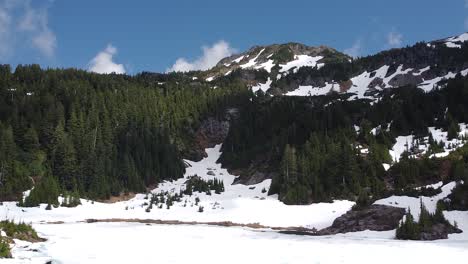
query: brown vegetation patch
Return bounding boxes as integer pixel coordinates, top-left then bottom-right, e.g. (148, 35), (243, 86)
(82, 218), (317, 233)
(339, 80), (352, 93)
(98, 192), (137, 203)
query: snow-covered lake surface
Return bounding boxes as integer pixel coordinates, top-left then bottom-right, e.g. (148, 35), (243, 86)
(1, 145), (468, 263)
(3, 222), (468, 264)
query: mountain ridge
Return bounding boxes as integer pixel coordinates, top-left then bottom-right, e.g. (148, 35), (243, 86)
(198, 32), (468, 100)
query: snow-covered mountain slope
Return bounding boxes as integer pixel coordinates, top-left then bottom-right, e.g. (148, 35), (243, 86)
(438, 32), (468, 49)
(202, 42), (349, 81)
(390, 123), (468, 162)
(198, 32), (468, 100)
(284, 65), (468, 100)
(0, 145), (353, 229)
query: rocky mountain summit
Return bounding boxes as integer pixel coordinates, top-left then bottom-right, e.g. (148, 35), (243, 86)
(199, 32), (468, 100)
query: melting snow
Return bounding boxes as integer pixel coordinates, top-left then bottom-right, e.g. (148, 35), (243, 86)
(285, 82), (337, 96)
(444, 33), (468, 48)
(390, 124), (468, 162)
(413, 66), (431, 76)
(251, 78), (273, 93)
(279, 55), (324, 73)
(419, 72), (457, 92)
(255, 59), (275, 73)
(240, 48), (265, 69)
(375, 182), (457, 221)
(232, 55), (245, 64)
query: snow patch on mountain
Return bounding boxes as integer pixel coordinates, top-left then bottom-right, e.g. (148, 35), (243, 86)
(251, 78), (272, 93)
(232, 55), (245, 64)
(255, 59), (275, 73)
(374, 181), (460, 221)
(389, 123), (468, 162)
(285, 82), (338, 96)
(444, 32), (468, 48)
(419, 69), (468, 92)
(413, 66), (431, 76)
(240, 48), (265, 69)
(279, 55), (324, 73)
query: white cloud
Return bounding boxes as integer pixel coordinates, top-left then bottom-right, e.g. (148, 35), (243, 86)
(167, 40), (236, 73)
(18, 2), (56, 57)
(32, 28), (56, 57)
(387, 31), (403, 47)
(0, 0), (56, 59)
(344, 39), (362, 58)
(89, 44), (126, 74)
(0, 6), (12, 58)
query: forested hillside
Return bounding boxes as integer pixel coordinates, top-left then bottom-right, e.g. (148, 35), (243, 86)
(221, 75), (468, 204)
(0, 65), (248, 202)
(1, 33), (468, 208)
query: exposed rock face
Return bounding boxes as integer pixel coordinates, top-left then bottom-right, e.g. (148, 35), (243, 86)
(387, 73), (423, 87)
(186, 117), (230, 161)
(185, 108), (239, 161)
(317, 205), (405, 235)
(201, 33), (468, 98)
(217, 43), (345, 71)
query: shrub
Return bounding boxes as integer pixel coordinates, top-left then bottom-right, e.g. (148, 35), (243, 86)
(0, 220), (42, 242)
(0, 237), (11, 258)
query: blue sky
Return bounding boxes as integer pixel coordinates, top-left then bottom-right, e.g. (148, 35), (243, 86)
(1, 0), (467, 74)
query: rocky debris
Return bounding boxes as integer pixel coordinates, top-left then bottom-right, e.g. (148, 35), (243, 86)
(206, 171), (215, 176)
(317, 205), (405, 235)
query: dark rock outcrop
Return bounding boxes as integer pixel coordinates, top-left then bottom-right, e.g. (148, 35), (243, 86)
(317, 205), (405, 235)
(232, 171), (276, 185)
(418, 223), (462, 240)
(185, 117), (230, 161)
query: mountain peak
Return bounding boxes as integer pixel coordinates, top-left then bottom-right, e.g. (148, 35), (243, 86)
(206, 42), (349, 80)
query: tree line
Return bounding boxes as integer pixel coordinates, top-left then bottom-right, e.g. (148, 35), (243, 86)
(0, 64), (249, 203)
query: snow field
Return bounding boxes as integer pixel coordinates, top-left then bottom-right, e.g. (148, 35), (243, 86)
(4, 222), (468, 264)
(1, 146), (468, 263)
(0, 145), (354, 229)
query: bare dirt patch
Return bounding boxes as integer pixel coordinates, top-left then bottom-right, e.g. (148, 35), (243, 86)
(98, 192), (137, 203)
(81, 218), (316, 233)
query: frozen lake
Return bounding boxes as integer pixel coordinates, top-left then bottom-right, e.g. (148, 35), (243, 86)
(6, 222), (468, 264)
(2, 145), (468, 263)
